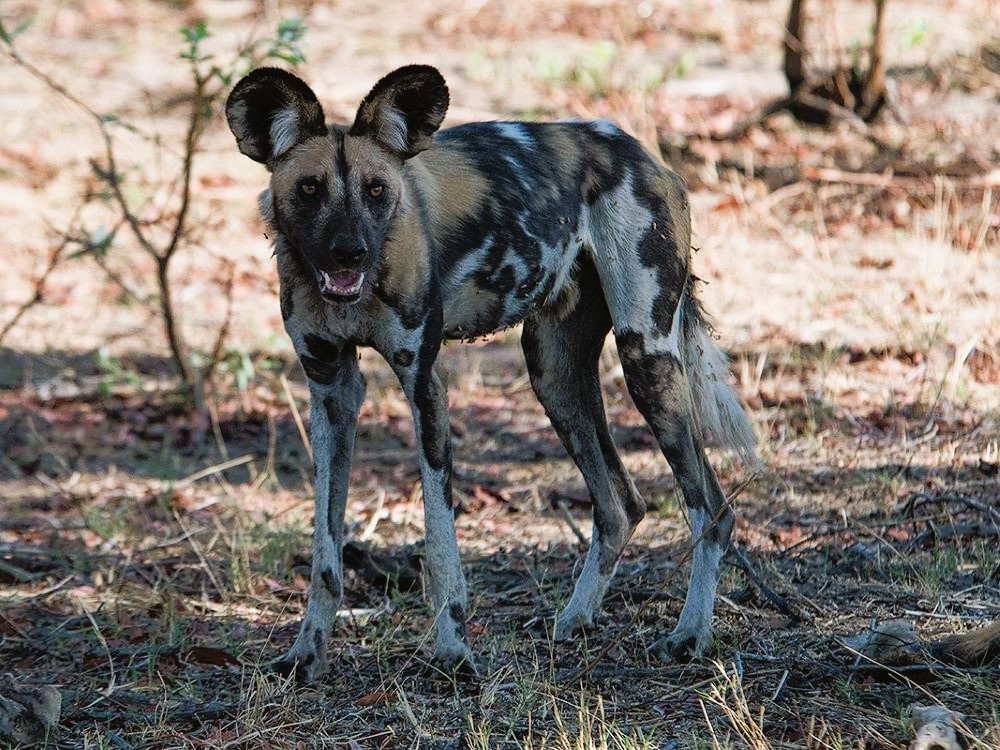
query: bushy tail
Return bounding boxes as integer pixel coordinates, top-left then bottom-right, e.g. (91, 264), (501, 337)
(929, 618), (1000, 666)
(682, 283), (760, 468)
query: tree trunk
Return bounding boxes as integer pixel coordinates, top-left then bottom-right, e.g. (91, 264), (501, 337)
(858, 0), (888, 121)
(783, 0), (888, 124)
(784, 0), (807, 92)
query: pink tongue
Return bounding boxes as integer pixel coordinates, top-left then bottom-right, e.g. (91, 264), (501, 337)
(331, 271), (361, 285)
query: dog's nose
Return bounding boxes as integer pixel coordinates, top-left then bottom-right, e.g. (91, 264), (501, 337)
(334, 241), (367, 266)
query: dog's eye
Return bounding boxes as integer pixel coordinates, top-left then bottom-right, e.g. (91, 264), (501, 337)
(368, 184), (384, 199)
(300, 181), (318, 196)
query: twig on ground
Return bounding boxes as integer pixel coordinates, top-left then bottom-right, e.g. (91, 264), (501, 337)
(726, 545), (805, 621)
(554, 500), (588, 547)
(802, 166), (1000, 189)
(176, 454), (255, 487)
(67, 699), (239, 728)
(900, 492), (1000, 527)
(80, 605), (116, 696)
(359, 488), (388, 542)
(792, 91), (872, 133)
(911, 523), (997, 547)
(171, 509), (225, 599)
(710, 89), (876, 143)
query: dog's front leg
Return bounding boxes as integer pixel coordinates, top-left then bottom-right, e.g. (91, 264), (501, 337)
(275, 344), (365, 683)
(391, 338), (475, 676)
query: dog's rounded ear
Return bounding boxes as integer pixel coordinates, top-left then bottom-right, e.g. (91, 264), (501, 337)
(349, 65), (449, 160)
(226, 68), (327, 166)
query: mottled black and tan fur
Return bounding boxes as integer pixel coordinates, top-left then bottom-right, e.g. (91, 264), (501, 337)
(226, 65), (758, 680)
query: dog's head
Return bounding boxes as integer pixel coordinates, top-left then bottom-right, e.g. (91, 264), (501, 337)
(226, 65), (449, 304)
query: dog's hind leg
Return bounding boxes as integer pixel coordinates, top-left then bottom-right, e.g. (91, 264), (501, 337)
(588, 163), (756, 661)
(522, 257), (646, 640)
(616, 321), (732, 660)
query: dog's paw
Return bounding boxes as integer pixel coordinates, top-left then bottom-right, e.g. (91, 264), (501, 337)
(650, 626), (710, 663)
(273, 643), (327, 684)
(553, 609), (594, 641)
(429, 643), (479, 681)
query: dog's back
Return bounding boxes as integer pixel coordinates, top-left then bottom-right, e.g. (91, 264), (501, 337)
(409, 120), (691, 342)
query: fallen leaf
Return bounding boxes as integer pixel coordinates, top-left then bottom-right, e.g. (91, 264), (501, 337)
(354, 690), (396, 707)
(856, 256), (893, 270)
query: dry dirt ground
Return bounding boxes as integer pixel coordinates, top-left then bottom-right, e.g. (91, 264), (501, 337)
(1, 1), (999, 748)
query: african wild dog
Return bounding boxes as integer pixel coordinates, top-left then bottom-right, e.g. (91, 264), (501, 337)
(226, 65), (758, 680)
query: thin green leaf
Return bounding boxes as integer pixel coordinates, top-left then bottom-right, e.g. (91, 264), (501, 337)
(180, 20), (210, 44)
(0, 15), (35, 45)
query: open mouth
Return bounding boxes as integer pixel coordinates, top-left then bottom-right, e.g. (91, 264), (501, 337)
(318, 270), (365, 301)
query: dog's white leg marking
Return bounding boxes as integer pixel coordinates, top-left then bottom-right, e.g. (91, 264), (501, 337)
(554, 528), (617, 639)
(276, 341), (364, 682)
(419, 453), (473, 669)
(387, 320), (475, 674)
(653, 507), (724, 658)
